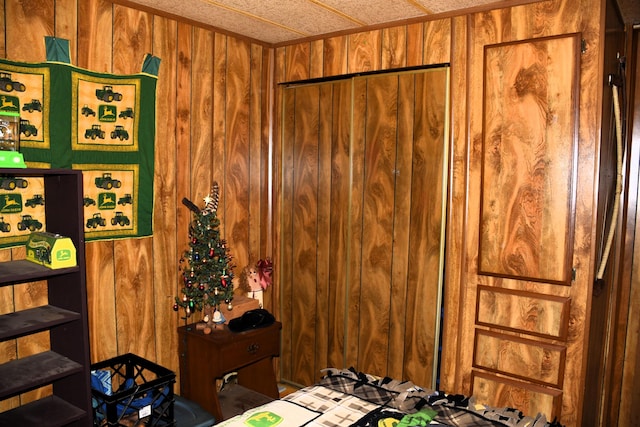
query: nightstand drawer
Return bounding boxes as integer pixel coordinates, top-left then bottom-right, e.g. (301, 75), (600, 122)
(219, 328), (280, 372)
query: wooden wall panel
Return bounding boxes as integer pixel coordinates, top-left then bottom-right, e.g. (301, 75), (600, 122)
(310, 40), (324, 79)
(1, 0), (272, 394)
(5, 0), (51, 61)
(77, 0), (113, 73)
(440, 15), (468, 394)
(279, 85), (295, 381)
(79, 0), (118, 366)
(55, 0), (77, 60)
(151, 15), (179, 377)
(348, 30), (382, 73)
(285, 43), (311, 82)
(250, 42), (265, 262)
(476, 286), (570, 339)
(173, 21), (194, 388)
(473, 330), (566, 387)
(212, 34), (227, 214)
(423, 19), (452, 65)
(86, 242), (117, 363)
(471, 370), (562, 420)
(406, 23), (424, 67)
(290, 84), (320, 385)
(112, 5), (156, 359)
(226, 36), (252, 271)
(191, 28), (214, 204)
(324, 36), (348, 77)
(382, 26), (407, 69)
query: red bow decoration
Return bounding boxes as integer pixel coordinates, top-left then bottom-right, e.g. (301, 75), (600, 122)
(256, 258), (273, 290)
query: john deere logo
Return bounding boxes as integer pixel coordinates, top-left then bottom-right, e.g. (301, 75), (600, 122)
(0, 193), (22, 213)
(0, 95), (20, 114)
(244, 411), (283, 427)
(98, 192), (116, 209)
(99, 105), (117, 122)
(56, 249), (72, 261)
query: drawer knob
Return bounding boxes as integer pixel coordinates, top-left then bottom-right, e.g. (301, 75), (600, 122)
(247, 343), (260, 354)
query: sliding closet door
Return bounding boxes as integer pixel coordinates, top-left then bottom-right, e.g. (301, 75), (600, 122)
(280, 67), (449, 388)
(280, 79), (353, 386)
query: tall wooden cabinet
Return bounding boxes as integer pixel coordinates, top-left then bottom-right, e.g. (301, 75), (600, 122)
(0, 168), (91, 426)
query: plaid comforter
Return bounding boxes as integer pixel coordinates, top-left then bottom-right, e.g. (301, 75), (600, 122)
(216, 368), (564, 427)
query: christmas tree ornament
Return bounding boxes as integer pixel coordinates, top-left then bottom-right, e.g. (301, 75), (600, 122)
(203, 182), (220, 215)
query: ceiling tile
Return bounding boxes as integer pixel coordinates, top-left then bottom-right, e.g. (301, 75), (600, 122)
(119, 0), (640, 45)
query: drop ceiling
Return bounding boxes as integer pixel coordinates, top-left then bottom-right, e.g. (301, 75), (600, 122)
(120, 0), (640, 45)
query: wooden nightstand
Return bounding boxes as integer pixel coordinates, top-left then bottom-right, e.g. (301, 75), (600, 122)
(178, 321), (281, 422)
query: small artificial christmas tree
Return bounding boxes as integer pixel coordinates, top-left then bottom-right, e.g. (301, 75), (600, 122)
(173, 182), (235, 322)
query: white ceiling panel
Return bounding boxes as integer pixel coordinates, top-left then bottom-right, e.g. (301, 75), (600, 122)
(120, 0), (640, 45)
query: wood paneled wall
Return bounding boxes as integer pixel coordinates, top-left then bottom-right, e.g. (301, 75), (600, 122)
(0, 0), (624, 425)
(272, 1), (604, 426)
(0, 0), (273, 409)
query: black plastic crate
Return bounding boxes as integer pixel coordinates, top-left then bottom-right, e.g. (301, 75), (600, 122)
(91, 353), (176, 427)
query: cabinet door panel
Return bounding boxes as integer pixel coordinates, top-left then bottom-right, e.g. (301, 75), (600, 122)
(478, 36), (579, 284)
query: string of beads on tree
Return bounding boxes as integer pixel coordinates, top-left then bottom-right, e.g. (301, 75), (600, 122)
(173, 182), (235, 323)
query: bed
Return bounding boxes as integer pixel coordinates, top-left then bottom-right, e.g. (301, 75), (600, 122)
(215, 367), (563, 427)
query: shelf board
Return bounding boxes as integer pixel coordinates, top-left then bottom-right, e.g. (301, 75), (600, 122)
(0, 305), (80, 341)
(0, 395), (86, 426)
(0, 351), (83, 400)
(0, 260), (78, 286)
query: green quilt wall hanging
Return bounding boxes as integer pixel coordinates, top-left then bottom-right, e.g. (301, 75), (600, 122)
(0, 38), (159, 248)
